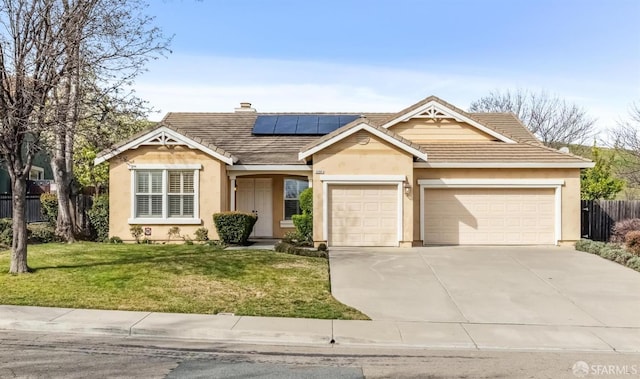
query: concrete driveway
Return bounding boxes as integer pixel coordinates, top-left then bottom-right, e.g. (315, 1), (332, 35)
(329, 246), (640, 327)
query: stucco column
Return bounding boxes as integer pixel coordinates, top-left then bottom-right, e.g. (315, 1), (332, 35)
(230, 175), (236, 211)
(307, 175), (313, 188)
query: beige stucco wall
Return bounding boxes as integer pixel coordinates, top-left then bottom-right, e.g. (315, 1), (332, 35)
(311, 130), (414, 246)
(413, 168), (582, 243)
(389, 119), (496, 144)
(108, 145), (226, 242)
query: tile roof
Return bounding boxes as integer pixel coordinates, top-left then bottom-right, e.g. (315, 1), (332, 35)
(160, 113), (393, 164)
(420, 142), (592, 163)
(96, 96), (591, 166)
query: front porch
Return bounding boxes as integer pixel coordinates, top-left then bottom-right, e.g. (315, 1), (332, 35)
(227, 165), (312, 239)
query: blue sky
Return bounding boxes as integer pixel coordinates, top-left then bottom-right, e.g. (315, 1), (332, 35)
(137, 0), (640, 130)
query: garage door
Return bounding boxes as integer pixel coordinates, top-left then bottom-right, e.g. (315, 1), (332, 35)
(329, 185), (398, 246)
(424, 188), (555, 245)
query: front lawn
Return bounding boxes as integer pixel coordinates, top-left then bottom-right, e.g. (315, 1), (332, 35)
(0, 243), (367, 319)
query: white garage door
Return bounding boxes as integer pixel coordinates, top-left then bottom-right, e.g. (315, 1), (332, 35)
(329, 185), (398, 246)
(424, 188), (555, 245)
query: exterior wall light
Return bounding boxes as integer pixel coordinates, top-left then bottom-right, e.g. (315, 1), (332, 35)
(403, 181), (411, 194)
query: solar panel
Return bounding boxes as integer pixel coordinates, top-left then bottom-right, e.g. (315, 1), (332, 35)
(252, 115), (278, 135)
(252, 114), (360, 135)
(339, 115), (359, 125)
(296, 115), (319, 134)
(318, 115), (340, 134)
(273, 116), (298, 134)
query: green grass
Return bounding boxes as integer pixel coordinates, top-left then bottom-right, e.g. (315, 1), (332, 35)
(0, 243), (368, 320)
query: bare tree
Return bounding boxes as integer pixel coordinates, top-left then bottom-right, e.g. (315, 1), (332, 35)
(469, 89), (597, 148)
(46, 1), (169, 242)
(611, 102), (640, 185)
(0, 0), (169, 273)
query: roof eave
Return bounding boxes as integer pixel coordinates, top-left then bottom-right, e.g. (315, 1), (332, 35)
(93, 126), (236, 166)
(414, 162), (595, 169)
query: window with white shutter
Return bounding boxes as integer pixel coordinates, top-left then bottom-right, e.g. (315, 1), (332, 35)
(130, 165), (200, 224)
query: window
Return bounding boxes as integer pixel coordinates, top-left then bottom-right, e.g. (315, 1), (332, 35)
(168, 171), (194, 218)
(135, 171), (163, 218)
(131, 166), (200, 224)
(29, 166), (44, 180)
(284, 179), (309, 220)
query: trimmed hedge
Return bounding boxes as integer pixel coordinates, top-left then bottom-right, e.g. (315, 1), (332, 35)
(274, 241), (328, 258)
(575, 239), (640, 272)
(213, 211), (257, 245)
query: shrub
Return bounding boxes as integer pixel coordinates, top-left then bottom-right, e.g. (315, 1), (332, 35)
(291, 214), (312, 245)
(194, 227), (209, 242)
(599, 246), (620, 260)
(167, 226), (181, 241)
(575, 239), (606, 255)
(109, 236), (123, 244)
(87, 194), (109, 242)
(291, 187), (313, 245)
(274, 241), (327, 258)
(614, 251), (635, 265)
(611, 218), (640, 243)
(40, 193), (58, 225)
(0, 218), (12, 246)
(575, 238), (640, 273)
(317, 243), (327, 252)
(574, 239), (592, 252)
(299, 187), (313, 214)
(27, 223), (57, 243)
(205, 239), (225, 248)
(130, 225), (143, 243)
(282, 231), (308, 247)
(213, 211), (257, 245)
(625, 231), (640, 256)
(627, 256), (640, 271)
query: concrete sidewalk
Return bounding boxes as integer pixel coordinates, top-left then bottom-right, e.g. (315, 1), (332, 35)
(0, 305), (639, 353)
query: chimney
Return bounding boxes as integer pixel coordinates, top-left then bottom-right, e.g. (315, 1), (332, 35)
(235, 102), (256, 113)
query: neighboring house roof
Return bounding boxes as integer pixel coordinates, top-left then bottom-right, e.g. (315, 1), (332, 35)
(94, 95), (593, 168)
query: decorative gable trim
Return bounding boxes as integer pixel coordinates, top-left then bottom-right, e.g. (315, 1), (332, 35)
(94, 126), (236, 165)
(298, 121), (428, 161)
(380, 100), (516, 144)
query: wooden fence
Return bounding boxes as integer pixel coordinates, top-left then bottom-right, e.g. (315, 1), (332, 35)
(581, 200), (640, 242)
(0, 194), (92, 227)
(0, 194), (47, 222)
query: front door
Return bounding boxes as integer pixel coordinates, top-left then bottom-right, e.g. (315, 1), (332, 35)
(236, 178), (273, 237)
